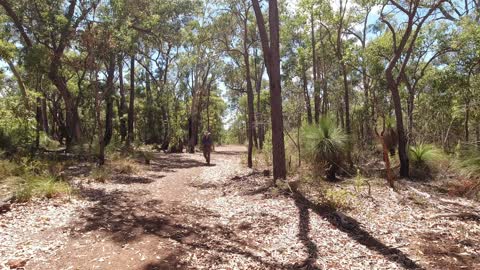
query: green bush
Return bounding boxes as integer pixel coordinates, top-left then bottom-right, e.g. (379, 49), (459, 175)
(1, 158), (72, 202)
(323, 188), (353, 210)
(12, 175), (71, 202)
(301, 117), (348, 181)
(455, 146), (480, 178)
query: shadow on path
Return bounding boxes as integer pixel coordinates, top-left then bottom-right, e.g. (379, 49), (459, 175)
(293, 192), (423, 270)
(294, 198), (321, 270)
(150, 154), (211, 172)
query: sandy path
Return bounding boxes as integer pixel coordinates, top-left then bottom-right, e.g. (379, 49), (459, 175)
(27, 145), (247, 270)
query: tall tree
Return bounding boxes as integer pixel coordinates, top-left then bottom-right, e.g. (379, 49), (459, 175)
(380, 0), (447, 177)
(252, 0), (287, 180)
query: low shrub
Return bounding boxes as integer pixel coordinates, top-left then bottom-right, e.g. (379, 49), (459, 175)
(323, 188), (353, 210)
(1, 158), (72, 202)
(10, 175), (72, 202)
(90, 166), (112, 183)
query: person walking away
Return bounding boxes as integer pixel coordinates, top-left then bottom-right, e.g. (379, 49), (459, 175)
(202, 131), (213, 165)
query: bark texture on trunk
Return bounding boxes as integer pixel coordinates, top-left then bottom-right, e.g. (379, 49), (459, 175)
(118, 56), (127, 142)
(252, 0), (287, 180)
(127, 55), (135, 146)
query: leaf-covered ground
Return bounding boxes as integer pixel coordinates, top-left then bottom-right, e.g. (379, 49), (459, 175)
(1, 145), (479, 269)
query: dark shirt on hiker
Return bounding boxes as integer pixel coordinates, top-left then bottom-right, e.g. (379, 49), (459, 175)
(202, 135), (212, 147)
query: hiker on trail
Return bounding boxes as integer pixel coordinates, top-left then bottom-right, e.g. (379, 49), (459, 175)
(202, 131), (213, 165)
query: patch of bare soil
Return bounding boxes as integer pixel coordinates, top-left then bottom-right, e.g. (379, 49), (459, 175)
(2, 145), (479, 270)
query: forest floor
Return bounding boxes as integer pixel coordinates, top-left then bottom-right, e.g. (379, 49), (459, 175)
(1, 145), (480, 270)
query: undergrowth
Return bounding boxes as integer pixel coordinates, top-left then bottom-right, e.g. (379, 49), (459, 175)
(1, 158), (73, 202)
(89, 158), (139, 182)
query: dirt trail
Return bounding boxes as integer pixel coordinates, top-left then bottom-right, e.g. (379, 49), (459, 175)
(28, 145), (248, 270)
(7, 145), (479, 270)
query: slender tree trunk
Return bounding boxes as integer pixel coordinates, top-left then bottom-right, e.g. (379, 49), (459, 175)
(243, 13), (255, 169)
(407, 88), (415, 143)
(35, 97), (41, 149)
(144, 52), (156, 143)
(254, 53), (265, 149)
(7, 60), (29, 109)
(118, 56), (127, 142)
(341, 63), (350, 134)
(127, 54), (135, 146)
(41, 97), (49, 133)
(465, 100), (470, 142)
(103, 55), (115, 148)
(311, 12), (320, 124)
(302, 60), (313, 125)
(387, 78), (409, 177)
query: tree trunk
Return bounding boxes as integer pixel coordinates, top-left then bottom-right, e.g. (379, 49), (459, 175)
(407, 88), (415, 143)
(127, 54), (135, 146)
(243, 13), (255, 169)
(118, 56), (127, 142)
(302, 60), (313, 125)
(41, 97), (49, 134)
(254, 53), (265, 149)
(35, 97), (42, 149)
(144, 53), (156, 144)
(465, 100), (470, 142)
(311, 11), (320, 124)
(252, 0), (287, 180)
(48, 55), (82, 150)
(341, 63), (350, 134)
(103, 55), (115, 148)
(388, 78), (409, 178)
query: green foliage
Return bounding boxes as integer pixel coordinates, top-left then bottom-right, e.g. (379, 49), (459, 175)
(455, 146), (480, 179)
(1, 158), (72, 202)
(11, 175), (71, 202)
(323, 188), (353, 210)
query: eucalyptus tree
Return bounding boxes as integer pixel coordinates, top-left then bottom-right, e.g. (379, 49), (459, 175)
(216, 0), (258, 168)
(252, 0), (287, 180)
(380, 0), (450, 177)
(0, 0), (100, 150)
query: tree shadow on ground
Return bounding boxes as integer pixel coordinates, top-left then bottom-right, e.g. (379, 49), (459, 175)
(74, 185), (289, 269)
(109, 175), (162, 185)
(215, 150), (246, 156)
(294, 198), (321, 270)
(293, 192), (424, 270)
(417, 230), (480, 270)
(150, 154), (211, 172)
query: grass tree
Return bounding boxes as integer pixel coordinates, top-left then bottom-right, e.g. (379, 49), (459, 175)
(302, 117), (348, 181)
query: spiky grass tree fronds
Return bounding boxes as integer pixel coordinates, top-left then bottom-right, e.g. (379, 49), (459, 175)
(409, 144), (449, 179)
(302, 117), (348, 181)
(409, 144), (446, 166)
